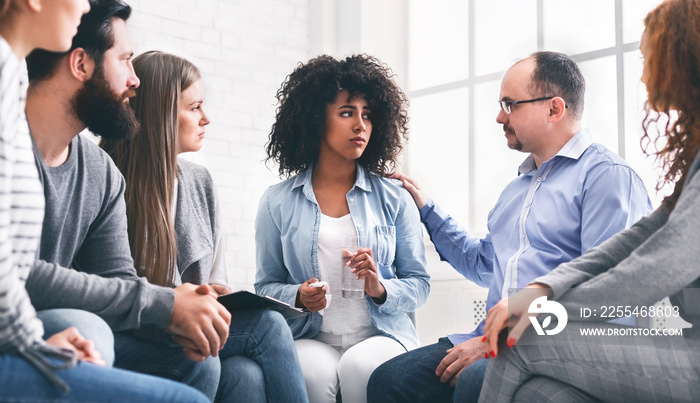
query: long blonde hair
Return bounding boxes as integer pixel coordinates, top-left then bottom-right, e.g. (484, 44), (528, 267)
(100, 51), (201, 287)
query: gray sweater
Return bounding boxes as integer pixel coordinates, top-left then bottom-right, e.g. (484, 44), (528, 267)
(537, 147), (700, 332)
(26, 134), (173, 331)
(174, 159), (218, 285)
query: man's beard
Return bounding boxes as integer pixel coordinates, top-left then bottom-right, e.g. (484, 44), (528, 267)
(72, 69), (139, 141)
(504, 124), (523, 151)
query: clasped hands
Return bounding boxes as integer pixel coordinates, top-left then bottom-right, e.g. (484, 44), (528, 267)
(48, 283), (232, 365)
(167, 283), (232, 362)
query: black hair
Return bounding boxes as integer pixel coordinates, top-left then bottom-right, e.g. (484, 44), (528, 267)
(529, 51), (585, 120)
(265, 54), (409, 177)
(26, 0), (131, 82)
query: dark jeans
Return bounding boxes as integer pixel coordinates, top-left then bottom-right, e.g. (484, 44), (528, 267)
(368, 337), (487, 403)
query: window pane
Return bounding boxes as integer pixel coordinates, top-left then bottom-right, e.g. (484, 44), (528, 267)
(578, 56), (618, 153)
(543, 0), (615, 54)
(622, 0), (665, 44)
(407, 89), (470, 226)
(408, 0), (469, 91)
(475, 0), (537, 76)
(473, 80), (522, 236)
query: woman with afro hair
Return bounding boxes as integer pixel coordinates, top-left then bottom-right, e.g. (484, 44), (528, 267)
(255, 54), (430, 403)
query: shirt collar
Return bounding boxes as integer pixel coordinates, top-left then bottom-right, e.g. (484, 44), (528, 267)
(292, 163), (373, 193)
(518, 128), (592, 175)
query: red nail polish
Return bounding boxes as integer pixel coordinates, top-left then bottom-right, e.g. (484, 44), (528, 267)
(490, 351), (496, 358)
(484, 352), (488, 359)
(481, 336), (486, 342)
(507, 338), (516, 347)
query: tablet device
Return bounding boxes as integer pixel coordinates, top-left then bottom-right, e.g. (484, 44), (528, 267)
(217, 290), (308, 320)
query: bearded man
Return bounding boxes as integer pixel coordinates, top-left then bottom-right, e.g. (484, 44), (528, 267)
(21, 1), (303, 401)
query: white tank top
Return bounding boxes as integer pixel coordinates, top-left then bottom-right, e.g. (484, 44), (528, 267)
(317, 213), (375, 336)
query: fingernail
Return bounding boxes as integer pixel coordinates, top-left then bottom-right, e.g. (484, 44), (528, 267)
(481, 336), (486, 342)
(507, 338), (516, 347)
(490, 351), (496, 358)
(484, 352), (489, 359)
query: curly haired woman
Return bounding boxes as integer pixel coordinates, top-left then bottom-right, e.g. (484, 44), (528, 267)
(255, 54), (430, 403)
(480, 0), (700, 401)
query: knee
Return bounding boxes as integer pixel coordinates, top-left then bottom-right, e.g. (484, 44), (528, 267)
(257, 310), (288, 333)
(367, 355), (406, 391)
(219, 356), (265, 402)
(184, 356), (221, 401)
(193, 354), (221, 380)
(37, 309), (113, 342)
(367, 361), (391, 395)
(222, 356), (264, 386)
(37, 309), (115, 367)
(338, 351), (375, 382)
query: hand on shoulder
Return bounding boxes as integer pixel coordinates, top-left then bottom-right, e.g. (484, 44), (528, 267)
(388, 173), (428, 209)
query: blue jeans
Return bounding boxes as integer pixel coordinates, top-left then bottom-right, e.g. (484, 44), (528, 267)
(0, 354), (208, 402)
(37, 309), (115, 367)
(115, 309), (307, 403)
(218, 309), (308, 403)
(368, 337), (487, 403)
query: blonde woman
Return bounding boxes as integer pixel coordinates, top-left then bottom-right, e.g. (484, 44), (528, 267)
(101, 50), (307, 403)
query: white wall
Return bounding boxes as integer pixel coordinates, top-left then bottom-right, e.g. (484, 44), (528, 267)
(125, 0), (310, 290)
(120, 0), (479, 345)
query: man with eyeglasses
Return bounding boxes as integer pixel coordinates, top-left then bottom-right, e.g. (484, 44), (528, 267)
(368, 51), (652, 402)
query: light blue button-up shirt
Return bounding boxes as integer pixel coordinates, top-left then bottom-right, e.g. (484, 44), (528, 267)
(254, 164), (430, 350)
(419, 129), (653, 345)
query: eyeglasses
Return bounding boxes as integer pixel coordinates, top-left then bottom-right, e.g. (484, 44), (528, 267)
(498, 96), (567, 114)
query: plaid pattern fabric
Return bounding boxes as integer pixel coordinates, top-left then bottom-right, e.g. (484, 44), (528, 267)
(479, 325), (700, 402)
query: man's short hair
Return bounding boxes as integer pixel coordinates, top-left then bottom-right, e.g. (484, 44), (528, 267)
(528, 51), (585, 120)
(26, 0), (131, 82)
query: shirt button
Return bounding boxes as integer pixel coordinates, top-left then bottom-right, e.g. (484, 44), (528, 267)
(536, 177), (542, 182)
(521, 233), (526, 239)
(349, 197), (355, 203)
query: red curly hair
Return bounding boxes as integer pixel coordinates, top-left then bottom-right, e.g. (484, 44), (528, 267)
(641, 0), (700, 205)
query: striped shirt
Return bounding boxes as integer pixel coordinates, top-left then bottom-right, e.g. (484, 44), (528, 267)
(0, 36), (46, 352)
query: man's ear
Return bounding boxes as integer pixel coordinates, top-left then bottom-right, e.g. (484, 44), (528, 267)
(68, 48), (95, 83)
(548, 96), (567, 122)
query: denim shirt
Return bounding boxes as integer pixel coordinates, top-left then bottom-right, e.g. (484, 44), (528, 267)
(254, 164), (430, 350)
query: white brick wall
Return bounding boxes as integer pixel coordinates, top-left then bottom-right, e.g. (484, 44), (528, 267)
(126, 0), (310, 290)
